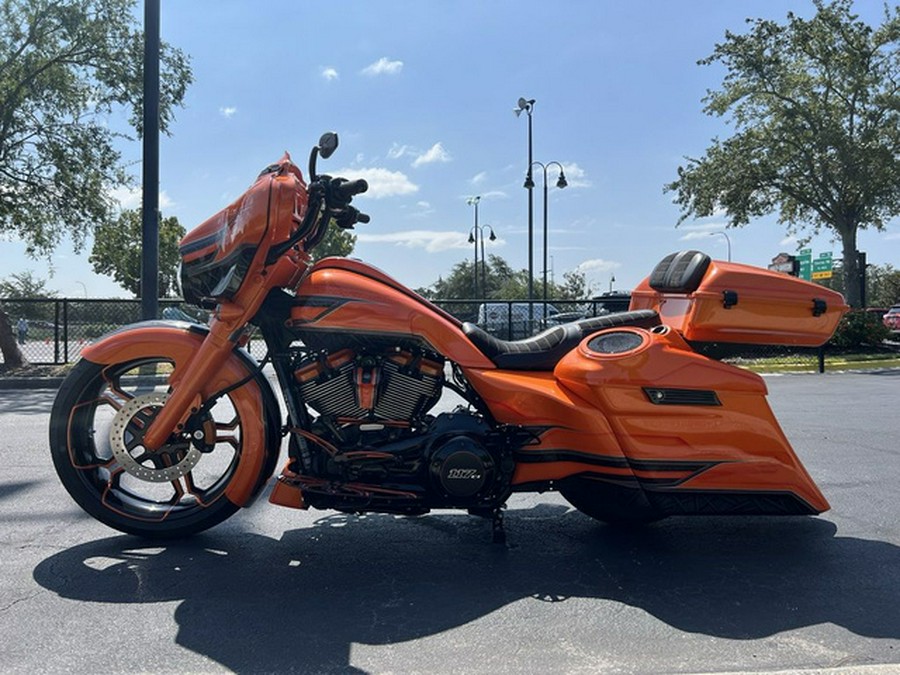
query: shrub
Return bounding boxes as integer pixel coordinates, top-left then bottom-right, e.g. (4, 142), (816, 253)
(828, 310), (891, 349)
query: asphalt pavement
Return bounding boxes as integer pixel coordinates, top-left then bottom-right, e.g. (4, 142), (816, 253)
(1, 370), (899, 674)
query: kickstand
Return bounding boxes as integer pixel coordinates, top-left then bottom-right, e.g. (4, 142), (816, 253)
(490, 506), (506, 544)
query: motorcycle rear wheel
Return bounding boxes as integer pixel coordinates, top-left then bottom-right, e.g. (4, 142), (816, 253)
(50, 356), (264, 538)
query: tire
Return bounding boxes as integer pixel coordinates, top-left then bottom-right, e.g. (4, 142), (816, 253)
(49, 355), (274, 538)
(559, 476), (663, 526)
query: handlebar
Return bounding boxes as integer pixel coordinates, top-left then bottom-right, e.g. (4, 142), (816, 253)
(266, 138), (370, 264)
(331, 178), (368, 202)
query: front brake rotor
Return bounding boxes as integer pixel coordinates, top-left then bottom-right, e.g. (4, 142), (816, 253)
(109, 392), (203, 483)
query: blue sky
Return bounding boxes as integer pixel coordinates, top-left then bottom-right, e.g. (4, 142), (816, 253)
(4, 0), (899, 298)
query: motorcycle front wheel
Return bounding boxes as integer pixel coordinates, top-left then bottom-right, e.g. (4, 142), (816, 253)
(50, 356), (268, 538)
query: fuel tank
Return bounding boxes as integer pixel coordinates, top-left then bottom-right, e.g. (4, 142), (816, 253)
(290, 257), (494, 368)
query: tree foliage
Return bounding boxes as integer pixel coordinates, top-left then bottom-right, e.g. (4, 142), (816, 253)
(417, 254), (589, 301)
(310, 222), (356, 262)
(666, 0), (900, 307)
(817, 261), (900, 308)
(0, 0), (192, 257)
(89, 208), (185, 297)
(0, 270), (56, 298)
(0, 0), (191, 365)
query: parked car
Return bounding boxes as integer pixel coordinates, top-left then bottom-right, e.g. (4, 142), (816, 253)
(884, 305), (900, 332)
(477, 302), (559, 339)
(588, 291), (632, 315)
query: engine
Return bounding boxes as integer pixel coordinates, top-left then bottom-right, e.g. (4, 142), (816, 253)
(293, 347), (445, 425)
(427, 434), (497, 503)
(289, 344), (512, 511)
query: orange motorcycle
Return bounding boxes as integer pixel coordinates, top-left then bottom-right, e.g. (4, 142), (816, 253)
(49, 133), (848, 541)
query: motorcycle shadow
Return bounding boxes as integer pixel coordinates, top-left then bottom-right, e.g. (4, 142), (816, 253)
(33, 503), (900, 673)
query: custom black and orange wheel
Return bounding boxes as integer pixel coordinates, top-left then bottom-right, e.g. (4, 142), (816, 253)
(49, 354), (278, 538)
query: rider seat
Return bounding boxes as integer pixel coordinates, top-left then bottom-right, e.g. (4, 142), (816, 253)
(462, 310), (660, 371)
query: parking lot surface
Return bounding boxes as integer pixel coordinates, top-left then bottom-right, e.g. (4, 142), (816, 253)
(1, 370), (899, 673)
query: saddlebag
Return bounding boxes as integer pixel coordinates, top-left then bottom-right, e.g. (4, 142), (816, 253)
(630, 250), (848, 346)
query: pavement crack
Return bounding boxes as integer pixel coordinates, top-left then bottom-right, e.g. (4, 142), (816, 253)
(0, 590), (44, 614)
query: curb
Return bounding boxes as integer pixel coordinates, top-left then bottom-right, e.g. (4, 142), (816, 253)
(0, 378), (64, 390)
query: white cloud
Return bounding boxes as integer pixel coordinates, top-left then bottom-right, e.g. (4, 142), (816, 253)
(357, 229), (504, 253)
(362, 57), (403, 76)
(335, 167), (418, 199)
(471, 171), (488, 185)
(412, 142), (451, 168)
(321, 67), (339, 81)
(576, 258), (622, 274)
(885, 231), (900, 241)
(679, 231), (716, 242)
(676, 222), (728, 240)
(110, 186), (174, 210)
(388, 143), (411, 159)
(560, 162), (590, 188)
(219, 106), (237, 118)
(780, 234), (798, 246)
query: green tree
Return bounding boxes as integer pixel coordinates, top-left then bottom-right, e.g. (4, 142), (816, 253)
(666, 1), (900, 308)
(417, 254), (588, 301)
(0, 271), (57, 368)
(558, 269), (589, 300)
(0, 270), (57, 298)
(310, 221), (356, 262)
(89, 208), (185, 297)
(818, 261), (900, 308)
(0, 0), (192, 366)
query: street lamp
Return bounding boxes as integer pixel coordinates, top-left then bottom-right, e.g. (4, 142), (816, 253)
(468, 223), (497, 298)
(708, 231), (732, 261)
(527, 161), (567, 304)
(514, 97), (535, 302)
(466, 196), (481, 297)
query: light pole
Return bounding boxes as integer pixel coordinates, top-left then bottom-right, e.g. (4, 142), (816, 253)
(469, 223), (497, 298)
(526, 161), (567, 304)
(708, 231), (732, 261)
(141, 0), (160, 320)
(466, 196), (481, 297)
(515, 97), (535, 302)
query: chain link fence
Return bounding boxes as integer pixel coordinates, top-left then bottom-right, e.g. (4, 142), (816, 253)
(3, 297), (893, 373)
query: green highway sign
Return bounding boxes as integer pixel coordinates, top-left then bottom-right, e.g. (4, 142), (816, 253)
(811, 251), (833, 280)
(797, 248), (812, 280)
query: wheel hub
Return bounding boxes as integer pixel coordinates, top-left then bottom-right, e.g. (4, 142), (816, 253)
(109, 392), (203, 483)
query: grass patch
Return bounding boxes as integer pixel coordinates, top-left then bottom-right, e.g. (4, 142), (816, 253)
(727, 351), (900, 373)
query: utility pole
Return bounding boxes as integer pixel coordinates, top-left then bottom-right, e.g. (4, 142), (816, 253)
(141, 0), (160, 320)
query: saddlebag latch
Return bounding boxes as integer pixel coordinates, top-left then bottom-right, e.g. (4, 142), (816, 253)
(722, 290), (739, 309)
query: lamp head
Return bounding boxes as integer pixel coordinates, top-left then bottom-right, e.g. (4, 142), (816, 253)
(468, 232), (475, 244)
(489, 229), (497, 242)
(556, 172), (568, 189)
(515, 97), (535, 116)
(523, 173), (535, 189)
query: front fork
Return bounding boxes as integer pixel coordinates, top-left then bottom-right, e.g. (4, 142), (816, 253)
(142, 316), (243, 451)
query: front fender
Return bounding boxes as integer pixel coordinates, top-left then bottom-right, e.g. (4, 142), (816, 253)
(80, 320), (282, 506)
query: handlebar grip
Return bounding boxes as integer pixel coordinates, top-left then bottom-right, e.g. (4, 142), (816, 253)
(332, 178), (368, 201)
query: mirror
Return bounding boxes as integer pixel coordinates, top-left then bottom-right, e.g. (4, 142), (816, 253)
(318, 132), (339, 159)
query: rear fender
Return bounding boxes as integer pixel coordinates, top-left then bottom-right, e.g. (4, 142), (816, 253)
(80, 320), (282, 506)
